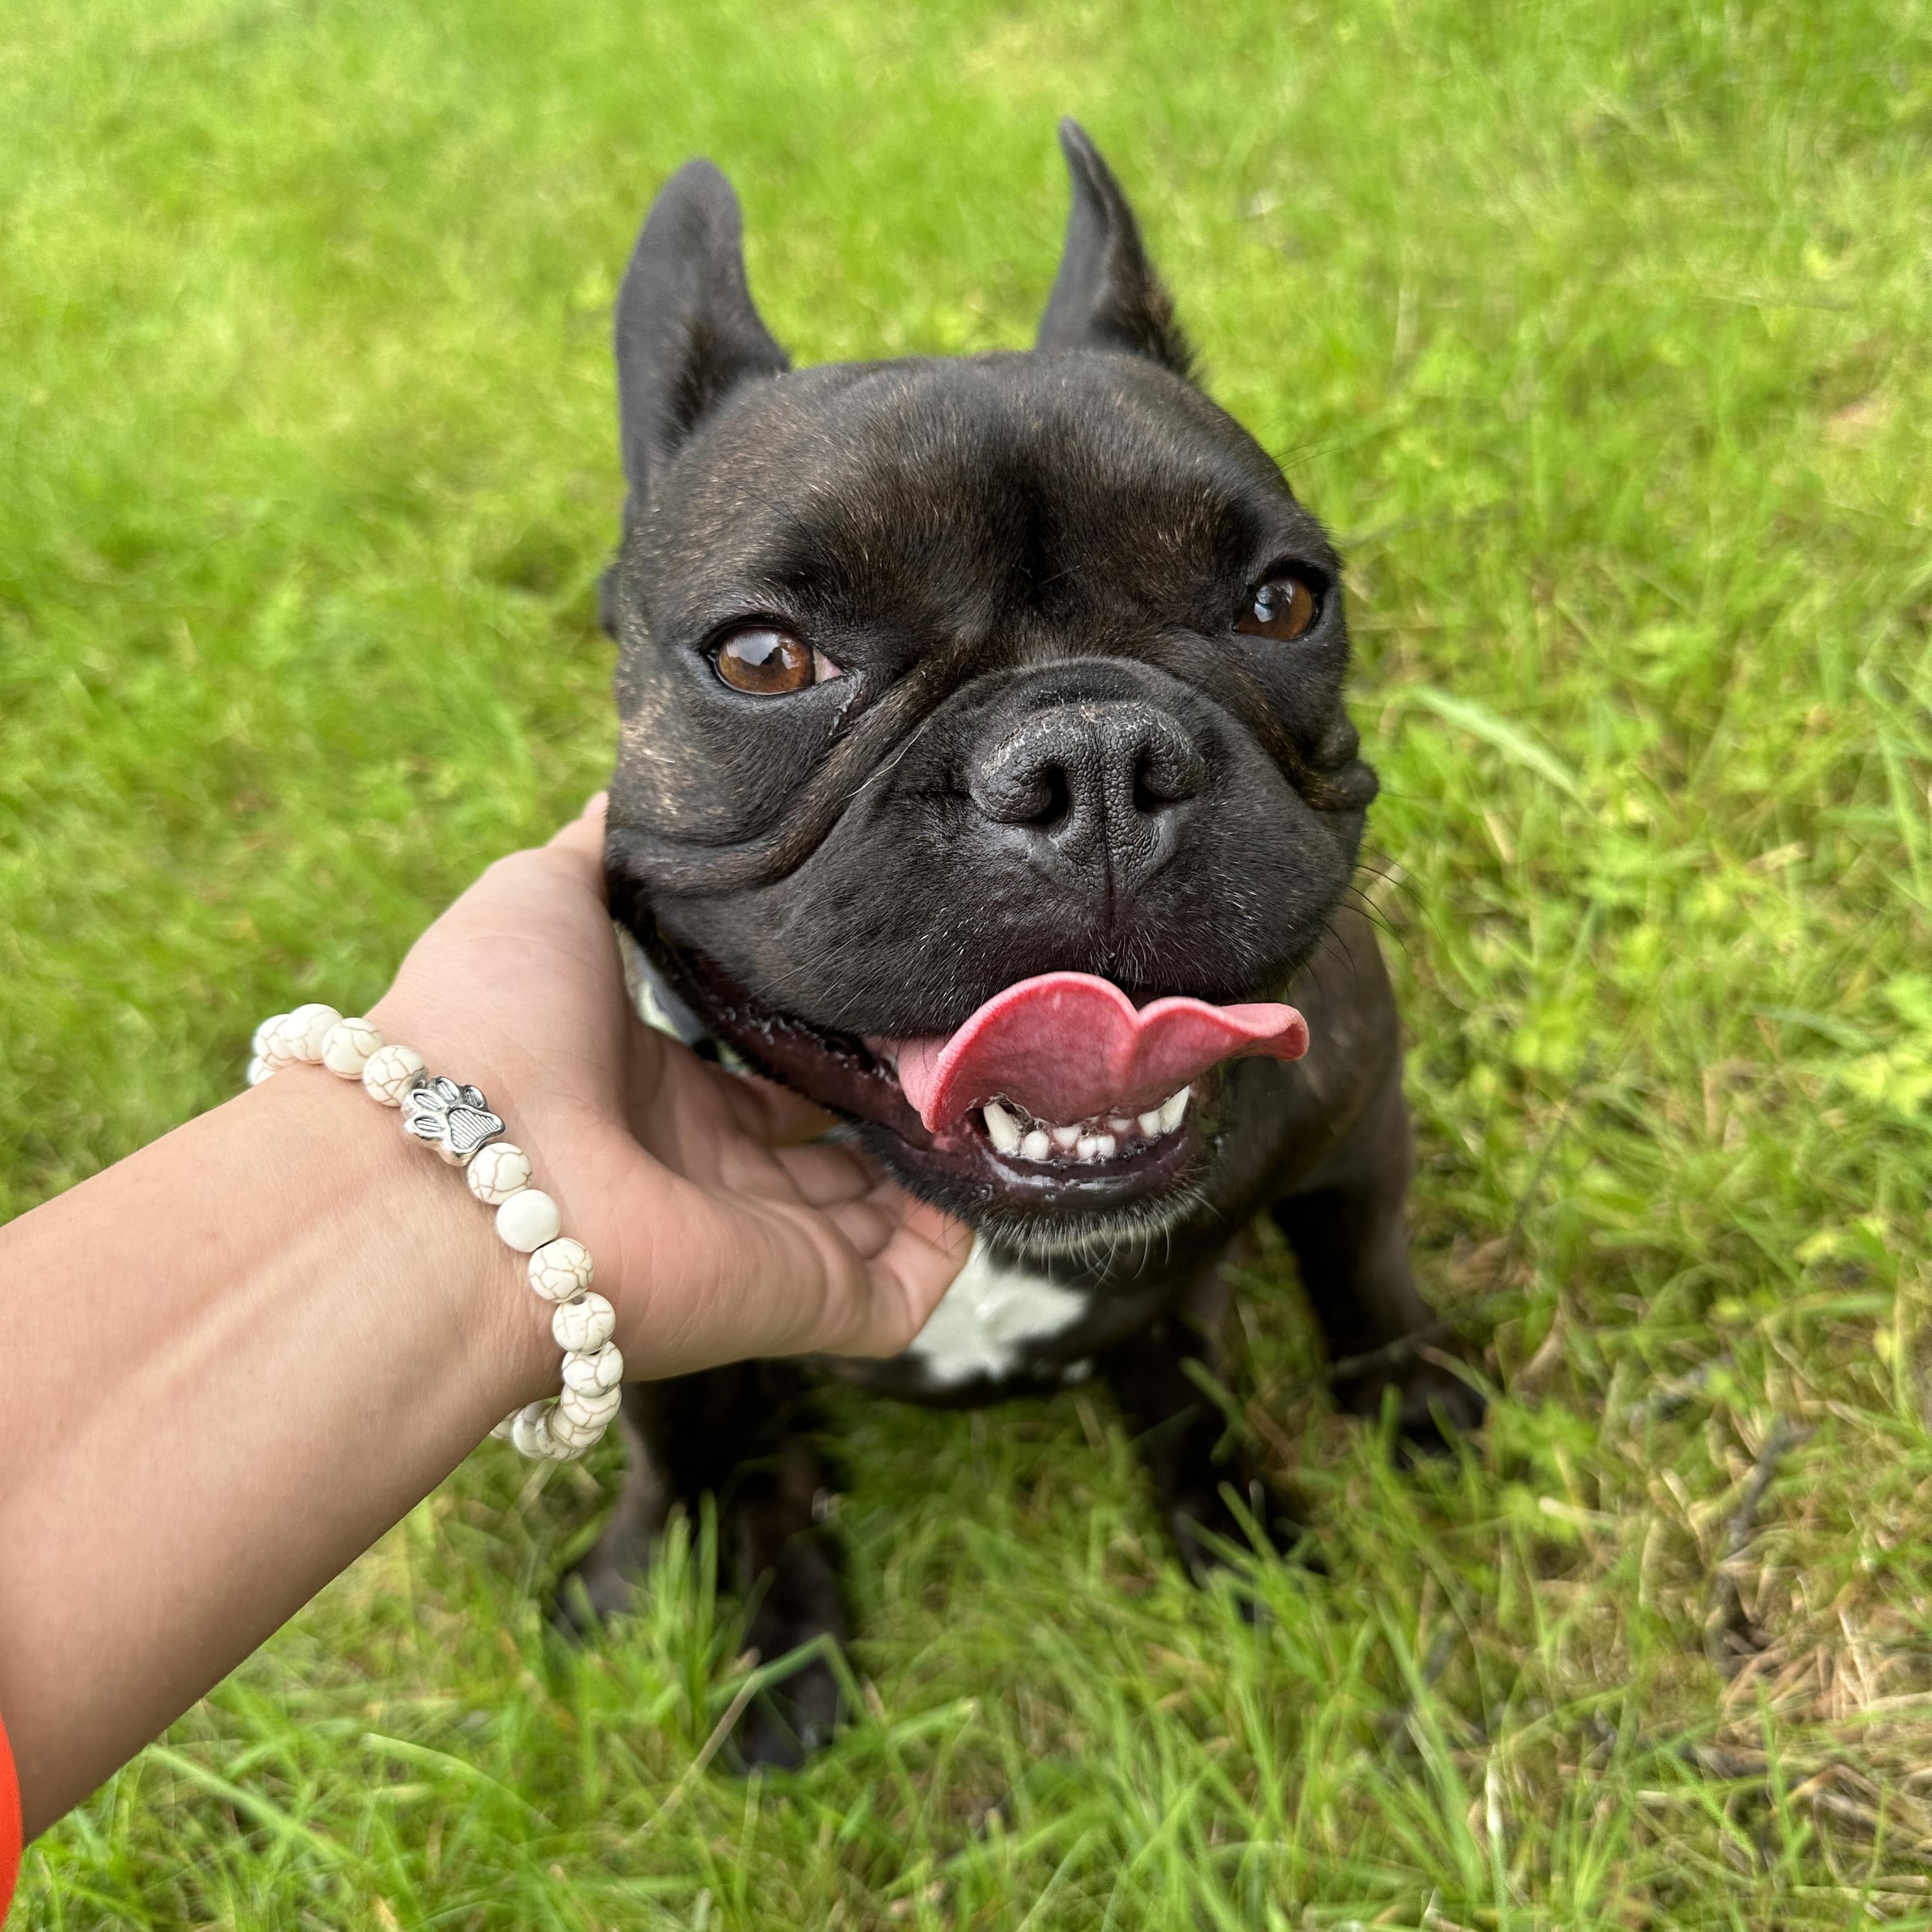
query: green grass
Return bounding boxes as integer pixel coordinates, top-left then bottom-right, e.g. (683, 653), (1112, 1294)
(5, 0), (1932, 1922)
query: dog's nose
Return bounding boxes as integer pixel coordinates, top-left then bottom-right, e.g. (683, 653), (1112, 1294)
(969, 700), (1206, 894)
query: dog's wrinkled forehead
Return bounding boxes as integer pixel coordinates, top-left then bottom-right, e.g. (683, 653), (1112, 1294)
(621, 351), (1331, 654)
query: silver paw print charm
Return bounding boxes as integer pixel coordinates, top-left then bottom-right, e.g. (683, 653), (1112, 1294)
(401, 1074), (505, 1167)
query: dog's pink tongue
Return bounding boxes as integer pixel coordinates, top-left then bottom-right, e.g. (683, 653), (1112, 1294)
(881, 972), (1309, 1133)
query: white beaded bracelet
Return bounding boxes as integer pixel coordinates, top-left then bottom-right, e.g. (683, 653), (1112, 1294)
(247, 1002), (621, 1462)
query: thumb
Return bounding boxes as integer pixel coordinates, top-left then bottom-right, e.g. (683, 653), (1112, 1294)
(547, 791), (609, 861)
(539, 791), (610, 891)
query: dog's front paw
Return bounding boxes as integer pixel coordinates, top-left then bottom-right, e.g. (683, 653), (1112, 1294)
(1166, 1465), (1319, 1590)
(551, 1519), (657, 1637)
(737, 1653), (844, 1771)
(1337, 1355), (1485, 1455)
(735, 1574), (848, 1770)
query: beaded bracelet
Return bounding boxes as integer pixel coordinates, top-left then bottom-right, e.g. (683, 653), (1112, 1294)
(245, 1002), (622, 1462)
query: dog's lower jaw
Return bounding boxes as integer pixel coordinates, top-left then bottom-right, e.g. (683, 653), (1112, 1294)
(843, 1094), (1223, 1241)
(854, 1112), (1225, 1267)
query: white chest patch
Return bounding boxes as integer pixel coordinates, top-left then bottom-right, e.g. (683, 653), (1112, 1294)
(902, 1237), (1090, 1388)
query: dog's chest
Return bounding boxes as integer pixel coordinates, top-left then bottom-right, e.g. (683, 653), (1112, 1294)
(901, 1238), (1091, 1388)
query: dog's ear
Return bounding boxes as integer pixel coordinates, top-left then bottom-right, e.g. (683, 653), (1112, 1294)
(615, 159), (790, 516)
(1035, 119), (1195, 380)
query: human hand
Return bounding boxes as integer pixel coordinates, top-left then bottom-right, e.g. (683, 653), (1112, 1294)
(369, 796), (970, 1389)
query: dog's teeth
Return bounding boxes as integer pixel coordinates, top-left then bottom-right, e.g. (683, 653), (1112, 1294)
(1158, 1087), (1190, 1132)
(1019, 1128), (1052, 1162)
(1094, 1133), (1117, 1160)
(1076, 1134), (1102, 1162)
(1137, 1108), (1164, 1138)
(1107, 1116), (1134, 1137)
(1050, 1124), (1081, 1151)
(982, 1100), (1022, 1154)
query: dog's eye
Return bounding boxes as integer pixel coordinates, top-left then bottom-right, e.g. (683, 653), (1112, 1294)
(713, 627), (839, 696)
(1238, 574), (1321, 643)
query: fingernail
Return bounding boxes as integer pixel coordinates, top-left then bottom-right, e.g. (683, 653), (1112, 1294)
(582, 790), (609, 818)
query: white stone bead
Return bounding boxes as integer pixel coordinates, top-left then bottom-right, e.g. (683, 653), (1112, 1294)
(489, 1411), (519, 1441)
(284, 1003), (342, 1062)
(528, 1236), (593, 1302)
(467, 1141), (532, 1206)
(557, 1386), (622, 1433)
(558, 1372), (622, 1413)
(562, 1342), (624, 1395)
(495, 1188), (560, 1254)
(510, 1402), (554, 1459)
(362, 1043), (427, 1107)
(321, 1016), (384, 1078)
(548, 1406), (608, 1451)
(257, 1013), (307, 1071)
(553, 1291), (615, 1354)
(508, 1401), (579, 1460)
(245, 1055), (273, 1087)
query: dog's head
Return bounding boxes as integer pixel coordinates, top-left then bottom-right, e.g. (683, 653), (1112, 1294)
(603, 122), (1377, 1251)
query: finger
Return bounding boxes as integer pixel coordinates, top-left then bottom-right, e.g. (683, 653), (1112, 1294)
(886, 1194), (976, 1282)
(772, 1141), (874, 1207)
(701, 1060), (840, 1146)
(843, 1199), (974, 1356)
(544, 792), (609, 868)
(822, 1197), (896, 1259)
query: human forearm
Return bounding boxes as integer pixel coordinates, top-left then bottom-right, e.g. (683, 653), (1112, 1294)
(0, 1065), (553, 1836)
(0, 803), (968, 1841)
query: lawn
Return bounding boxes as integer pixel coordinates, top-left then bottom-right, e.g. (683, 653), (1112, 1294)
(4, 0), (1931, 1923)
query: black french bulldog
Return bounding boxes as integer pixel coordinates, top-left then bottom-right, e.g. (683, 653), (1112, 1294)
(579, 121), (1480, 1765)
